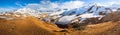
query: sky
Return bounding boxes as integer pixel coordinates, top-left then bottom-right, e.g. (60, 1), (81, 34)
(0, 0), (120, 12)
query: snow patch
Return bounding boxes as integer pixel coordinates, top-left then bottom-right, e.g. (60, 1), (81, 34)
(56, 15), (77, 25)
(78, 13), (100, 18)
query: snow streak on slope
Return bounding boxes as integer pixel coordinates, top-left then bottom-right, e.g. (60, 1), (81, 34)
(78, 13), (99, 18)
(56, 15), (77, 25)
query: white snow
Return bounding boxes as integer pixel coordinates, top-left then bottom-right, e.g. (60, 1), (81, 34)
(78, 13), (100, 18)
(56, 15), (77, 25)
(14, 8), (41, 18)
(49, 10), (66, 16)
(56, 13), (105, 25)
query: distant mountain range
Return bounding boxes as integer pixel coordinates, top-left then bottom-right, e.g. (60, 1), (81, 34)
(0, 4), (117, 25)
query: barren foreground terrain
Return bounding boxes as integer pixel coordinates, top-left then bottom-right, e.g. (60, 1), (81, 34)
(0, 16), (120, 35)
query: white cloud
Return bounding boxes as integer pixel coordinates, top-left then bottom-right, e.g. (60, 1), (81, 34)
(25, 1), (59, 11)
(96, 1), (120, 7)
(24, 1), (85, 12)
(60, 1), (84, 10)
(17, 0), (120, 12)
(15, 2), (24, 7)
(0, 7), (17, 12)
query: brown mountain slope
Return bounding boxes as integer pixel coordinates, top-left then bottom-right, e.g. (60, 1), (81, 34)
(0, 16), (120, 35)
(70, 21), (120, 35)
(0, 17), (62, 35)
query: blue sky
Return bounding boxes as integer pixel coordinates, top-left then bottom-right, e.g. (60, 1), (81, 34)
(0, 0), (40, 8)
(0, 0), (118, 8)
(0, 0), (120, 12)
(0, 0), (74, 8)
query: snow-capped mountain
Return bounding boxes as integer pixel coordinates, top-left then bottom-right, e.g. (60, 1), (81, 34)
(55, 15), (77, 25)
(14, 8), (41, 18)
(55, 5), (109, 25)
(60, 8), (78, 16)
(0, 4), (115, 25)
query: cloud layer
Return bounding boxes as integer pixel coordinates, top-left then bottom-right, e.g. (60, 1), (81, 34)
(25, 1), (85, 12)
(0, 7), (17, 12)
(23, 0), (120, 12)
(1, 0), (120, 12)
